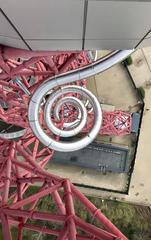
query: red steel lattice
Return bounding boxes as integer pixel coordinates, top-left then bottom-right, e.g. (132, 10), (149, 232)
(0, 45), (128, 239)
(0, 140), (127, 240)
(83, 111), (131, 136)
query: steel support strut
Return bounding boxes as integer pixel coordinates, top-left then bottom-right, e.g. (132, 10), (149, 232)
(0, 45), (129, 240)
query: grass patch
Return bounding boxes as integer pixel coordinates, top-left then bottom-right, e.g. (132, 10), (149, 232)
(124, 56), (133, 66)
(137, 87), (145, 99)
(1, 186), (151, 239)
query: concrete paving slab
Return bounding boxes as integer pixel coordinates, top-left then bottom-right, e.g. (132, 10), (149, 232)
(128, 49), (151, 88)
(87, 63), (138, 112)
(81, 48), (151, 206)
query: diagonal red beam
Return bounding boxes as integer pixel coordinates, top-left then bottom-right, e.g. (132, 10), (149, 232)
(23, 223), (97, 240)
(71, 184), (127, 240)
(63, 179), (77, 240)
(10, 182), (62, 209)
(59, 53), (79, 73)
(4, 209), (66, 223)
(15, 143), (61, 181)
(2, 142), (15, 205)
(0, 213), (12, 240)
(50, 182), (66, 215)
(75, 216), (118, 240)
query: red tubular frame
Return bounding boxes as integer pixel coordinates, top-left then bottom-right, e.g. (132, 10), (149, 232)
(0, 45), (128, 240)
(0, 139), (127, 240)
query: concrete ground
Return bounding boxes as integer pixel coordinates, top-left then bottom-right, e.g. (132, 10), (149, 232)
(48, 52), (140, 193)
(125, 47), (151, 205)
(87, 53), (139, 112)
(79, 48), (151, 206)
(47, 163), (128, 192)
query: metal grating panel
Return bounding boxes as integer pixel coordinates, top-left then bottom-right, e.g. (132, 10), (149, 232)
(52, 142), (129, 173)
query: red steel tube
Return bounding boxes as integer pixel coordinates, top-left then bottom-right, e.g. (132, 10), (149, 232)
(16, 143), (61, 181)
(63, 179), (77, 240)
(2, 142), (15, 205)
(4, 209), (65, 223)
(75, 216), (117, 240)
(50, 182), (66, 215)
(0, 213), (12, 240)
(71, 184), (127, 240)
(10, 183), (62, 209)
(23, 224), (96, 240)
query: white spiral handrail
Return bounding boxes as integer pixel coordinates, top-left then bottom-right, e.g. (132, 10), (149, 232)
(28, 50), (134, 152)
